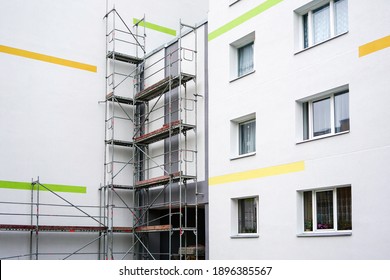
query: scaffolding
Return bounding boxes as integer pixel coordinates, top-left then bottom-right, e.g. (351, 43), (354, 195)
(102, 9), (202, 260)
(0, 178), (170, 260)
(100, 8), (146, 260)
(0, 178), (106, 260)
(0, 9), (203, 261)
(133, 28), (200, 260)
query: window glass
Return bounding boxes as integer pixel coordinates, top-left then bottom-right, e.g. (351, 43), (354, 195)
(303, 102), (309, 140)
(239, 120), (256, 155)
(238, 198), (257, 233)
(334, 92), (349, 133)
(303, 14), (309, 48)
(337, 187), (352, 230)
(334, 0), (348, 35)
(313, 97), (331, 137)
(301, 90), (350, 140)
(300, 0), (348, 49)
(302, 187), (351, 232)
(238, 42), (254, 77)
(316, 190), (334, 230)
(313, 4), (330, 44)
(303, 191), (313, 231)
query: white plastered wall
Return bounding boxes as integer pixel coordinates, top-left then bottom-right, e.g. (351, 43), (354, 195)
(208, 0), (390, 259)
(0, 0), (208, 259)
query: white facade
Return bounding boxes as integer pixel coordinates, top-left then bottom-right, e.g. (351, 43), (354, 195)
(0, 0), (208, 260)
(2, 0), (390, 261)
(208, 0), (390, 259)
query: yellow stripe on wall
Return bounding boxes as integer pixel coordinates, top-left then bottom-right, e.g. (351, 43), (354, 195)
(209, 161), (305, 186)
(359, 35), (390, 57)
(0, 45), (97, 72)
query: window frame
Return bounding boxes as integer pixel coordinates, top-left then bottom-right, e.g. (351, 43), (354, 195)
(230, 32), (255, 81)
(311, 96), (332, 138)
(295, 0), (348, 51)
(298, 185), (352, 237)
(237, 42), (254, 78)
(230, 113), (256, 160)
(231, 196), (259, 238)
(298, 86), (349, 142)
(239, 118), (256, 156)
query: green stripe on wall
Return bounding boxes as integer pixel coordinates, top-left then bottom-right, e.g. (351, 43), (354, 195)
(133, 18), (177, 36)
(208, 0), (284, 41)
(0, 180), (86, 194)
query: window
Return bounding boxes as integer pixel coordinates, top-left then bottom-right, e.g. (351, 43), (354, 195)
(301, 89), (349, 141)
(302, 186), (351, 232)
(238, 42), (254, 77)
(238, 197), (257, 233)
(232, 196), (258, 237)
(230, 32), (255, 80)
(239, 119), (256, 155)
(298, 0), (348, 49)
(231, 113), (256, 158)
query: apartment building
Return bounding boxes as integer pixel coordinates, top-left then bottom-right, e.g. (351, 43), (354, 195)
(208, 0), (390, 259)
(2, 0), (390, 261)
(0, 0), (208, 260)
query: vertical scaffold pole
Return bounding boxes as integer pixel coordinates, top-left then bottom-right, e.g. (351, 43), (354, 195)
(35, 177), (40, 260)
(30, 178), (34, 260)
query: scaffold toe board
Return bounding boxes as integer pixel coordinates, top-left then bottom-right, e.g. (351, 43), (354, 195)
(135, 172), (196, 189)
(106, 51), (143, 65)
(134, 120), (195, 145)
(135, 224), (172, 233)
(135, 73), (195, 102)
(102, 184), (134, 190)
(105, 139), (134, 147)
(0, 224), (107, 232)
(106, 92), (135, 105)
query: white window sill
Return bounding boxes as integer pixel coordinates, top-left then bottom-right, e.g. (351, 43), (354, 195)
(231, 234), (259, 239)
(294, 31), (349, 55)
(297, 231), (352, 237)
(296, 130), (349, 145)
(230, 152), (256, 161)
(230, 70), (256, 83)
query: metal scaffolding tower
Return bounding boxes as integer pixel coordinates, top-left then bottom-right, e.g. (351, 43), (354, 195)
(0, 9), (203, 261)
(133, 24), (200, 260)
(101, 8), (146, 260)
(102, 8), (201, 259)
